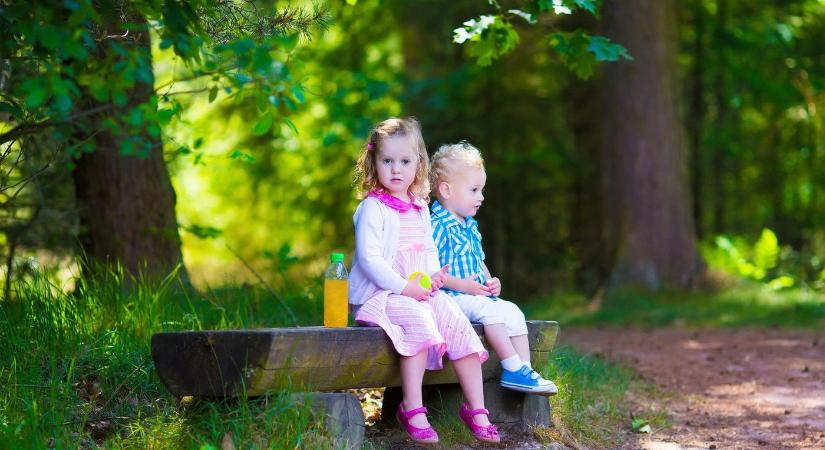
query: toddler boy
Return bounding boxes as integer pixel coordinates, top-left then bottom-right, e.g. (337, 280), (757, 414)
(430, 142), (557, 395)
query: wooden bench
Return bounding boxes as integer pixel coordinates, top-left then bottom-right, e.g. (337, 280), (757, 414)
(151, 320), (559, 448)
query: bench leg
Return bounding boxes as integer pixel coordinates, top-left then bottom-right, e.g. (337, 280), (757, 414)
(481, 380), (552, 430)
(298, 392), (365, 449)
(381, 381), (551, 431)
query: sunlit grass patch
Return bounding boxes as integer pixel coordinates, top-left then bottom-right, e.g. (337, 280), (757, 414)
(524, 282), (825, 329)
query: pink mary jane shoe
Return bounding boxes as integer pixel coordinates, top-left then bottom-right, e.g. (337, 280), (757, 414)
(396, 404), (439, 445)
(459, 403), (501, 443)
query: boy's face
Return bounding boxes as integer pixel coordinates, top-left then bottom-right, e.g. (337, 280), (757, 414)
(439, 166), (486, 220)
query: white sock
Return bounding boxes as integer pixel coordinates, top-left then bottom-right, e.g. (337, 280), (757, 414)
(501, 354), (523, 372)
(523, 360), (532, 369)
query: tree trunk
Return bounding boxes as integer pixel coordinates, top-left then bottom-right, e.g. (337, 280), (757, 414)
(602, 0), (704, 289)
(72, 9), (187, 282)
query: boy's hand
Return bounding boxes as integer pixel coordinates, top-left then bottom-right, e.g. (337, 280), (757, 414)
(460, 275), (493, 296)
(402, 274), (431, 301)
(429, 265), (449, 292)
(486, 277), (501, 297)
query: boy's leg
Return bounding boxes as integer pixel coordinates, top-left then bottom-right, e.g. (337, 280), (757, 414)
(496, 299), (558, 395)
(452, 294), (526, 369)
(483, 323), (525, 370)
(511, 334), (530, 364)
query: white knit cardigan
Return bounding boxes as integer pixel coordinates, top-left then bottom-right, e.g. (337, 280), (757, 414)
(348, 197), (441, 305)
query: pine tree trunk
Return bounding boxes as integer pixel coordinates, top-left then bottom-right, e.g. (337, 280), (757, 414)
(72, 9), (187, 282)
(602, 0), (704, 289)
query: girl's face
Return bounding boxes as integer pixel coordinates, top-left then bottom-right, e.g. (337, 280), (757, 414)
(376, 135), (418, 200)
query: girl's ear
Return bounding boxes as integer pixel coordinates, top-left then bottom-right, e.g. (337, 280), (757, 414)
(438, 181), (451, 199)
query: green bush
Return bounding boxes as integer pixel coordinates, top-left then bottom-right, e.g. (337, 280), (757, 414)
(701, 228), (825, 291)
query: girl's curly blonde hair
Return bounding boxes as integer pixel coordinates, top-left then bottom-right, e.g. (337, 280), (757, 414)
(354, 117), (431, 201)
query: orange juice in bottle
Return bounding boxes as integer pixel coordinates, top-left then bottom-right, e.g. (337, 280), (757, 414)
(323, 252), (348, 327)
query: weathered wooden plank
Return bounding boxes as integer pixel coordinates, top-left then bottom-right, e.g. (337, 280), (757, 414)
(151, 320), (559, 398)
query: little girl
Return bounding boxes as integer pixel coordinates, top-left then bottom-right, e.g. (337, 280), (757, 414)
(348, 118), (499, 444)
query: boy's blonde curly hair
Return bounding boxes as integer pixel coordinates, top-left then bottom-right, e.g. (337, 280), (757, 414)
(429, 141), (485, 197)
(354, 117), (431, 201)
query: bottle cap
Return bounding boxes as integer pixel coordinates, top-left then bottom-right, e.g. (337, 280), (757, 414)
(330, 252), (345, 263)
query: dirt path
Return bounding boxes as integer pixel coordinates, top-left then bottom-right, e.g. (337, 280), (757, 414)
(562, 328), (825, 450)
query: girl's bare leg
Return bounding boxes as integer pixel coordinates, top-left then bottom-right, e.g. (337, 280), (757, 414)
(452, 354), (491, 426)
(400, 349), (430, 428)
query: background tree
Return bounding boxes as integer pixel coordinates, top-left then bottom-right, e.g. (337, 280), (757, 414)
(2, 0), (823, 297)
(600, 0), (703, 289)
(0, 0), (327, 287)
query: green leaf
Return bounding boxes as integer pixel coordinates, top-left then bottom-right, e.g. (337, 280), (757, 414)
(228, 149), (256, 163)
(252, 112), (273, 135)
(458, 16), (520, 66)
(183, 224), (222, 240)
(588, 36), (633, 61)
(284, 118), (299, 136)
(37, 25), (61, 50)
(631, 418), (650, 433)
(753, 228), (779, 271)
(548, 30), (599, 78)
(507, 9), (536, 24)
(453, 15), (497, 44)
(291, 85), (305, 104)
(256, 93), (268, 112)
(208, 86), (218, 103)
(768, 275), (795, 290)
(22, 79), (48, 109)
(0, 101), (24, 119)
(536, 0), (571, 15)
(573, 0), (598, 14)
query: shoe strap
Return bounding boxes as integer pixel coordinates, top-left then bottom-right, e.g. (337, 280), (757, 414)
(400, 405), (428, 419)
(522, 366), (541, 379)
(465, 406), (490, 417)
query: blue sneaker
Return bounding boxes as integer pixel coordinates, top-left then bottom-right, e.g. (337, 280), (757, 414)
(500, 364), (558, 396)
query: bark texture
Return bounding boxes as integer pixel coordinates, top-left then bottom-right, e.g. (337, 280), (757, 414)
(602, 0), (704, 289)
(72, 9), (186, 281)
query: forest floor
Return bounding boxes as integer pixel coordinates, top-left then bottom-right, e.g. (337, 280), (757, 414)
(563, 327), (825, 450)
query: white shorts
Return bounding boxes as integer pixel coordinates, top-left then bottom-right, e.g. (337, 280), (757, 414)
(450, 294), (528, 337)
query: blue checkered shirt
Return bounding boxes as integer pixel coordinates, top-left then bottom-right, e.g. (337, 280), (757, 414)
(430, 200), (489, 296)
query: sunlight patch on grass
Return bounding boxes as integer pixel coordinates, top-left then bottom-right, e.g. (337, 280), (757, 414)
(524, 282), (825, 329)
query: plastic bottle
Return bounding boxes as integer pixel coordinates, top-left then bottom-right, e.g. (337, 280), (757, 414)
(323, 252), (348, 327)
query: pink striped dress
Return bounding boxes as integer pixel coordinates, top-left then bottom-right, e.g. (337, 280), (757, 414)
(354, 207), (488, 370)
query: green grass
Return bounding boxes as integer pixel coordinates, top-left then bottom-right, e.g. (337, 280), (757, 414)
(0, 269), (329, 449)
(9, 269), (801, 448)
(524, 281), (825, 329)
(533, 346), (669, 449)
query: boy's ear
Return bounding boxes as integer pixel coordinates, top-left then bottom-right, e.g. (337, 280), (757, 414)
(437, 181), (451, 199)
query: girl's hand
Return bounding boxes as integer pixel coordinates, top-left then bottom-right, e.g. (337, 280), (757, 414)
(402, 274), (431, 301)
(486, 277), (501, 297)
(460, 275), (492, 296)
(429, 265), (449, 292)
